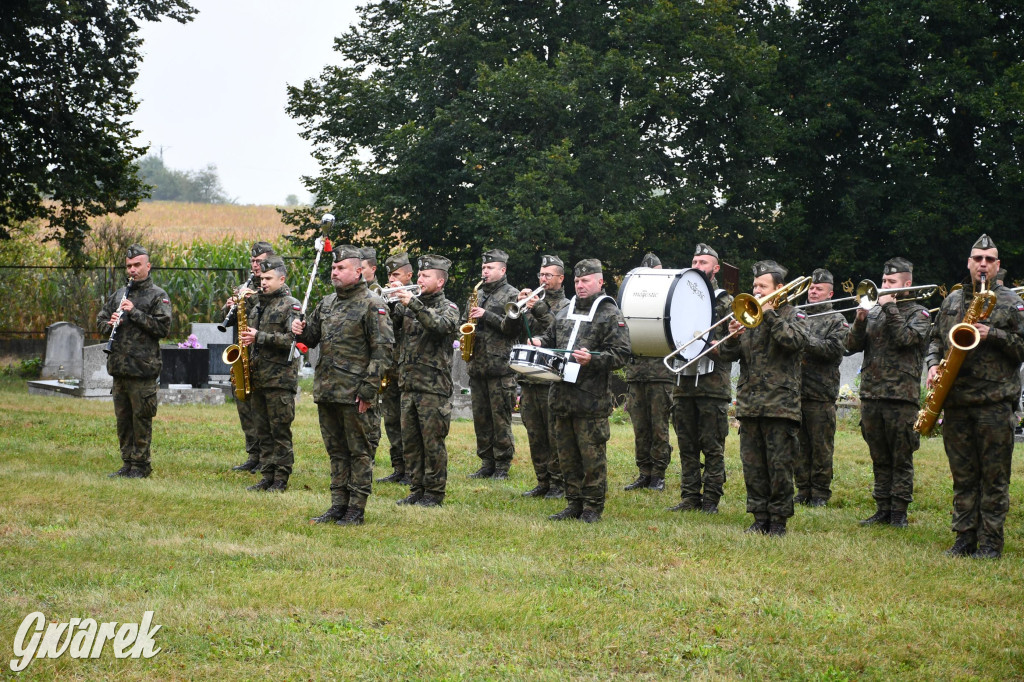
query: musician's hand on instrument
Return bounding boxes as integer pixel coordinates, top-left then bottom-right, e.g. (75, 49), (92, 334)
(728, 319), (745, 336)
(357, 396), (371, 414)
(517, 288), (531, 302)
(926, 365), (939, 388)
(527, 337), (542, 347)
(855, 307), (868, 323)
(974, 323), (991, 341)
(394, 289), (414, 305)
(109, 311), (121, 326)
(119, 299), (135, 313)
(470, 306), (486, 320)
(877, 292), (896, 306)
(239, 329), (257, 347)
(291, 319), (306, 335)
(572, 347), (592, 365)
(761, 300), (775, 313)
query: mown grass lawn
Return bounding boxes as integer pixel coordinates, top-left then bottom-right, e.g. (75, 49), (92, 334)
(1, 375), (1022, 680)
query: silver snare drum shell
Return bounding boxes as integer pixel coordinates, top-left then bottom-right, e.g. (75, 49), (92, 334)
(508, 344), (565, 382)
(617, 267), (716, 358)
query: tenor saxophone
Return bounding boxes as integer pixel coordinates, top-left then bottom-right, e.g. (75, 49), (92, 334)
(914, 274), (997, 435)
(459, 280), (484, 361)
(222, 287), (256, 401)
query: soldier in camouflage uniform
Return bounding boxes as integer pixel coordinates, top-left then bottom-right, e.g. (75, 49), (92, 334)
(844, 257), (930, 528)
(623, 253), (675, 492)
(532, 259), (631, 523)
(927, 235), (1024, 559)
(238, 256), (301, 492)
(96, 244), (172, 478)
(360, 246), (384, 462)
(795, 268), (848, 507)
(376, 252), (414, 485)
(717, 260), (807, 536)
(294, 245), (394, 526)
(391, 255), (461, 506)
(465, 248), (521, 479)
(226, 241), (274, 473)
(670, 243), (733, 514)
(502, 255), (571, 499)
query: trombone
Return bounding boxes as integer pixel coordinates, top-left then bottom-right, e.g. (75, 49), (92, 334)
(504, 285), (547, 320)
(379, 283), (421, 302)
(663, 275), (812, 374)
(801, 279), (939, 318)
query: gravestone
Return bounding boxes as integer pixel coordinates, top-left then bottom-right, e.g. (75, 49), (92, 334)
(80, 343), (114, 398)
(41, 322), (84, 380)
(191, 322), (233, 377)
(160, 347), (210, 388)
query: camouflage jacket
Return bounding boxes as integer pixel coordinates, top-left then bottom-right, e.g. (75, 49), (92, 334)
(218, 274), (259, 342)
(249, 285), (300, 392)
(625, 356), (674, 383)
(502, 287), (571, 385)
(844, 299), (930, 404)
(799, 302), (848, 402)
(538, 293), (631, 418)
(718, 304), (807, 422)
(295, 281), (394, 404)
(926, 283), (1024, 408)
(96, 275), (172, 379)
(465, 275), (520, 378)
(395, 289), (461, 396)
(673, 288), (734, 401)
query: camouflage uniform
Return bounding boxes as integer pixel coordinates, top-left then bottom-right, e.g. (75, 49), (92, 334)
(465, 256), (521, 475)
(395, 258), (460, 502)
(717, 276), (807, 529)
(248, 280), (301, 486)
(538, 276), (631, 517)
(927, 271), (1024, 554)
(671, 283), (733, 508)
(296, 273), (394, 512)
(844, 290), (930, 517)
(797, 298), (848, 503)
(361, 247), (385, 460)
(625, 357), (674, 485)
(96, 268), (172, 475)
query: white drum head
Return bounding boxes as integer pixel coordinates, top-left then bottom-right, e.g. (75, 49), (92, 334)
(617, 267), (715, 358)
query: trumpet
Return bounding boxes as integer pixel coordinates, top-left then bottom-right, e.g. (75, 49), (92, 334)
(504, 285), (547, 319)
(664, 275), (812, 374)
(380, 283), (422, 302)
(800, 279), (939, 317)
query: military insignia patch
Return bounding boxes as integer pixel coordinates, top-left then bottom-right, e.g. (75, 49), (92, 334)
(292, 304), (301, 311)
(920, 310), (930, 318)
(795, 312), (806, 320)
(618, 321), (625, 327)
(449, 303), (459, 310)
(162, 298), (170, 304)
(1016, 303), (1024, 312)
(378, 307), (387, 315)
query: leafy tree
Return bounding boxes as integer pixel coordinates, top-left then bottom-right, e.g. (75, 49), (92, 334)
(0, 0), (197, 261)
(136, 154), (232, 204)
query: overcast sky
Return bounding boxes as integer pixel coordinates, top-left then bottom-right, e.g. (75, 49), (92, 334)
(132, 1), (362, 205)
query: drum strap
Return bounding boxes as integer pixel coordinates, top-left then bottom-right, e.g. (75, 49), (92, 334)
(564, 294), (611, 352)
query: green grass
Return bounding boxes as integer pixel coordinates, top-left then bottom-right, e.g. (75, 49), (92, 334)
(1, 375), (1022, 680)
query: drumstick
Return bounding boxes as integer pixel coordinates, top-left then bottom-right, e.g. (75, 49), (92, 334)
(548, 348), (604, 356)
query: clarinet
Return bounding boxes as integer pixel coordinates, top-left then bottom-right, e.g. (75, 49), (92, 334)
(103, 277), (134, 354)
(218, 274), (258, 332)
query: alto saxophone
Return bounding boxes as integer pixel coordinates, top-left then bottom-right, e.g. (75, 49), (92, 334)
(222, 287), (256, 401)
(914, 274), (997, 435)
(459, 280), (484, 361)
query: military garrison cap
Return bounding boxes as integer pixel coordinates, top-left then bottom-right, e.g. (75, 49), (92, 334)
(418, 254), (451, 273)
(125, 244), (148, 260)
(996, 268), (1007, 283)
(972, 234), (997, 251)
(333, 244), (362, 262)
(250, 241), (274, 258)
(260, 255), (287, 273)
(482, 248), (508, 264)
(641, 252), (661, 268)
(811, 268), (834, 285)
(883, 257), (913, 275)
(752, 260), (787, 279)
(540, 254), (563, 269)
(694, 243), (718, 259)
(385, 252), (411, 275)
(574, 258), (603, 277)
(359, 246), (377, 265)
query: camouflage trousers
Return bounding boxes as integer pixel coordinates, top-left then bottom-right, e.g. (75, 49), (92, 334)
(380, 383), (404, 473)
(251, 388), (296, 482)
(738, 417), (798, 522)
(112, 376), (159, 470)
(519, 383), (562, 488)
(317, 402), (373, 509)
(860, 399), (918, 512)
(672, 396), (729, 504)
(401, 391), (452, 500)
(235, 389), (260, 461)
(470, 375), (516, 472)
(554, 414), (610, 514)
(942, 403), (1016, 553)
(625, 381), (673, 478)
(795, 400), (836, 500)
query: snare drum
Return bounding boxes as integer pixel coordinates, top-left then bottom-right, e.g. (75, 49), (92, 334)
(508, 344), (565, 382)
(617, 267), (715, 359)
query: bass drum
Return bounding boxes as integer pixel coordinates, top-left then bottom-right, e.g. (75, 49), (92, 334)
(617, 267), (716, 359)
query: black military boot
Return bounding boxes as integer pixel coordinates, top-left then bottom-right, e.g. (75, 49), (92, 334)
(376, 470), (406, 483)
(231, 457), (260, 472)
(522, 484), (550, 498)
(491, 469), (509, 480)
(268, 478), (288, 492)
(745, 516), (770, 534)
(310, 505), (346, 524)
(398, 474), (412, 486)
(623, 474), (650, 491)
(416, 495), (443, 507)
(468, 466), (495, 479)
(889, 509), (909, 528)
(859, 508), (891, 526)
(108, 463), (132, 478)
(944, 532), (977, 558)
(580, 509), (602, 524)
(809, 498), (828, 508)
(396, 492), (423, 506)
(336, 507), (365, 526)
(247, 476), (273, 492)
(700, 499), (719, 514)
(548, 503), (583, 521)
(794, 492), (811, 506)
(668, 498), (702, 512)
(970, 546), (1001, 560)
(768, 521), (787, 537)
(544, 486), (565, 499)
(127, 465), (151, 479)
(647, 477), (666, 491)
